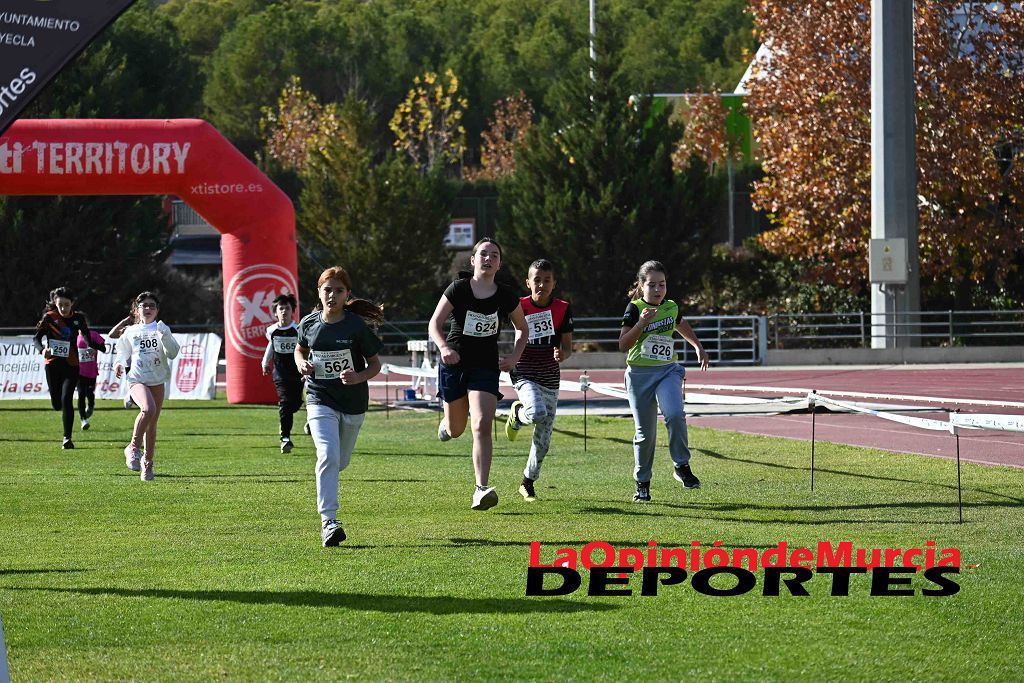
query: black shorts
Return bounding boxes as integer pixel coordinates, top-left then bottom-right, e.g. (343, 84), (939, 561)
(437, 364), (502, 402)
(77, 376), (97, 394)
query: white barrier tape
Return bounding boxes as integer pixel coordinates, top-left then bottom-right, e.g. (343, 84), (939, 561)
(812, 393), (955, 433)
(586, 382), (629, 400)
(689, 383), (1024, 410)
(381, 363), (436, 378)
(950, 413), (1024, 433)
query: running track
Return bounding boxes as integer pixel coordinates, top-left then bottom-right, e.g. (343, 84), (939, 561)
(374, 364), (1024, 468)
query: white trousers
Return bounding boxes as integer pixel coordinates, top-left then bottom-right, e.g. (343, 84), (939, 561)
(307, 403), (365, 522)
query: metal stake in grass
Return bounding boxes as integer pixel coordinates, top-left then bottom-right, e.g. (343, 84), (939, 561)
(385, 365), (390, 419)
(952, 414), (963, 524)
(809, 390), (817, 491)
(580, 371), (590, 453)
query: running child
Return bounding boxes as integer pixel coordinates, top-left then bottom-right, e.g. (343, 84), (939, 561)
(76, 313), (107, 431)
(115, 292), (180, 480)
(294, 267), (383, 547)
(428, 237), (528, 511)
(108, 305), (138, 409)
(618, 260), (709, 503)
(32, 287), (106, 449)
(262, 293), (304, 453)
(504, 259), (574, 502)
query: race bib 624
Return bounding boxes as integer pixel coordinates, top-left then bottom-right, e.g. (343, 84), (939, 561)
(464, 310), (499, 338)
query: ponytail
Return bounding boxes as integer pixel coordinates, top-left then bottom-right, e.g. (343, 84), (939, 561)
(344, 299), (385, 326)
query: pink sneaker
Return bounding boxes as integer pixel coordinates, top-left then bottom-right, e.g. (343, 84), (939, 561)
(140, 456), (154, 481)
(124, 445), (142, 471)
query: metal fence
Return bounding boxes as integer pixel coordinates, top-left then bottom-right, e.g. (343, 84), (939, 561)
(767, 310), (1024, 349)
(377, 315), (765, 365)
(8, 309), (1021, 366)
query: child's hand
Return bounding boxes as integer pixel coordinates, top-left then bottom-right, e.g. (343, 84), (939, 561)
(115, 364), (124, 378)
(299, 360), (315, 376)
(340, 369), (361, 385)
(638, 307), (658, 324)
(553, 347), (563, 363)
(498, 355), (517, 372)
(43, 348), (52, 359)
(440, 345), (460, 366)
(697, 347), (709, 371)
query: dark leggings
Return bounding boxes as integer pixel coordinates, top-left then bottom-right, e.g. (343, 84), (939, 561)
(274, 378), (304, 438)
(45, 362), (80, 439)
(78, 376), (97, 419)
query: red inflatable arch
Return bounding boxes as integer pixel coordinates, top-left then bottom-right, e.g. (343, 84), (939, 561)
(0, 119), (297, 404)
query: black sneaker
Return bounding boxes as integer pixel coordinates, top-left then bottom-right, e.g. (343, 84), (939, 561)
(62, 438), (75, 450)
(673, 464), (701, 489)
(633, 481), (651, 503)
(518, 477), (536, 502)
(280, 437), (294, 454)
(321, 519), (346, 547)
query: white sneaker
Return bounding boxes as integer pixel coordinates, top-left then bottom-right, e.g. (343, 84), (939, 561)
(140, 456), (154, 481)
(438, 421), (452, 442)
(471, 486), (498, 511)
(81, 418), (90, 431)
(303, 422), (312, 435)
(124, 394), (136, 409)
(124, 444), (142, 471)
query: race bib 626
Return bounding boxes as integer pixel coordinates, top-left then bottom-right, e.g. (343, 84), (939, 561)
(641, 334), (675, 362)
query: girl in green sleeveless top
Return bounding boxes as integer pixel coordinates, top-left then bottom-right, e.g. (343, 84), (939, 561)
(618, 260), (709, 502)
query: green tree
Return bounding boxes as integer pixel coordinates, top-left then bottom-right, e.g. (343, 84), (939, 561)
(297, 98), (455, 319)
(499, 52), (721, 317)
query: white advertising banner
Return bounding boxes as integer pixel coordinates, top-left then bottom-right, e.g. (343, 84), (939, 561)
(0, 333), (221, 400)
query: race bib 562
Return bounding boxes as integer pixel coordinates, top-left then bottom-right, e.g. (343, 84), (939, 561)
(313, 349), (354, 380)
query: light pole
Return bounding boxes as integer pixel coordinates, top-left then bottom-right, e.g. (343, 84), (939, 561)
(589, 0), (596, 81)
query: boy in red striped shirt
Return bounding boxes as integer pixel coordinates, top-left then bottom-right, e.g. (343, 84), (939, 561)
(505, 260), (574, 501)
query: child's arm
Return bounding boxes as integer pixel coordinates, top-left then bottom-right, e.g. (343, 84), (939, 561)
(108, 315), (133, 339)
(618, 306), (658, 352)
(158, 322), (181, 360)
(556, 331), (573, 363)
(262, 340), (274, 375)
(500, 304), (528, 372)
(341, 354), (381, 385)
(675, 318), (709, 370)
(428, 296), (458, 365)
(115, 332), (131, 377)
(294, 343), (314, 377)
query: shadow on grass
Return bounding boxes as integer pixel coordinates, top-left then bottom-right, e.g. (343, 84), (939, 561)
(0, 568), (86, 576)
(24, 586), (615, 614)
(552, 428), (631, 445)
(698, 448), (1024, 504)
(579, 499), (988, 525)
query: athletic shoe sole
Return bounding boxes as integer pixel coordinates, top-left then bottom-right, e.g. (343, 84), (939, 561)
(518, 484), (536, 502)
(280, 440), (294, 453)
(471, 488), (499, 510)
(322, 527), (347, 547)
(673, 469), (701, 489)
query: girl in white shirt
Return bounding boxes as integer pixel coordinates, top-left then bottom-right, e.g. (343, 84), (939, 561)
(115, 292), (180, 481)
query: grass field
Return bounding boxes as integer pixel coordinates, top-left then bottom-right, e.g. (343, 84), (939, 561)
(1, 398), (1023, 681)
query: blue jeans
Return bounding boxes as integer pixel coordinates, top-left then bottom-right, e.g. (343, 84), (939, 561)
(624, 363), (691, 483)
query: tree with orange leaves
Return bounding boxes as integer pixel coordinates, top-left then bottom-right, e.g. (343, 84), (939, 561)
(745, 1), (1023, 306)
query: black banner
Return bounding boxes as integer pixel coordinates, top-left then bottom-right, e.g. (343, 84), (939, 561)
(0, 0), (137, 137)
